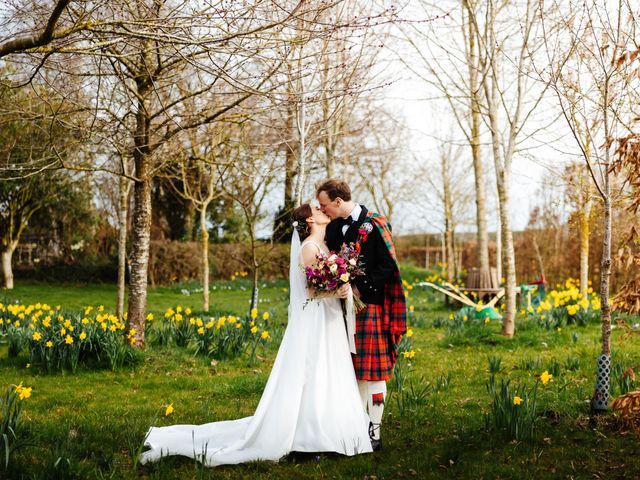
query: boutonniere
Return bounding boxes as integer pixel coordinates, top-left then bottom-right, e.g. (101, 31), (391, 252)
(355, 222), (374, 252)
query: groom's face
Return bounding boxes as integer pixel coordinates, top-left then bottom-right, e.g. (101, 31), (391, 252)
(317, 191), (340, 220)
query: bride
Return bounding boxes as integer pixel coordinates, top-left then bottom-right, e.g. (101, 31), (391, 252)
(140, 203), (373, 466)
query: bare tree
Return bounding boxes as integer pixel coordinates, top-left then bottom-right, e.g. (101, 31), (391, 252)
(221, 127), (279, 314)
(397, 0), (490, 273)
(164, 122), (235, 312)
(465, 0), (549, 337)
(541, 0), (639, 411)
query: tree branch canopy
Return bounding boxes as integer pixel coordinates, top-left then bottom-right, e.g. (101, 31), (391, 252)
(0, 0), (72, 58)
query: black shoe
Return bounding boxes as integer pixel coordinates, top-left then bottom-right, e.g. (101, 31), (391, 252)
(368, 422), (382, 451)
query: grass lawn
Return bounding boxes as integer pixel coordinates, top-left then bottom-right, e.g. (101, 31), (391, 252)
(2, 273), (640, 479)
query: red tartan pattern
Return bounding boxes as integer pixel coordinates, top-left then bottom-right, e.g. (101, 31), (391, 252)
(372, 392), (385, 405)
(353, 304), (396, 381)
(361, 212), (407, 337)
(352, 211), (407, 381)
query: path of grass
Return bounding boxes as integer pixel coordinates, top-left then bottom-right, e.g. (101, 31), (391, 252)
(2, 278), (640, 479)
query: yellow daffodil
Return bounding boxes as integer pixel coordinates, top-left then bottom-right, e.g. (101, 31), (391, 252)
(250, 308), (258, 319)
(540, 370), (553, 385)
(513, 396), (522, 406)
(32, 332), (42, 341)
(251, 326), (258, 334)
(165, 403), (174, 416)
(14, 383), (32, 400)
(79, 332), (87, 341)
(65, 335), (74, 345)
(262, 312), (270, 320)
(46, 341), (53, 348)
(406, 328), (414, 337)
(261, 331), (270, 340)
(146, 313), (154, 321)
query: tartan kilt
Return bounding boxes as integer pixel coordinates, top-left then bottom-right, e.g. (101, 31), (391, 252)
(353, 303), (397, 381)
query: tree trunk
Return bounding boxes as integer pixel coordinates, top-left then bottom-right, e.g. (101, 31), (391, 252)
(442, 149), (455, 280)
(496, 199), (502, 284)
(487, 71), (516, 335)
(497, 169), (517, 337)
(579, 203), (591, 300)
(183, 200), (196, 241)
(440, 232), (446, 276)
(425, 234), (430, 269)
(251, 267), (259, 312)
(1, 244), (16, 289)
(467, 10), (490, 272)
(127, 94), (152, 347)
(200, 206), (210, 312)
(445, 220), (455, 281)
(532, 234), (546, 281)
(293, 97), (306, 208)
(116, 175), (130, 320)
(592, 79), (612, 411)
(592, 186), (612, 411)
(127, 169), (151, 347)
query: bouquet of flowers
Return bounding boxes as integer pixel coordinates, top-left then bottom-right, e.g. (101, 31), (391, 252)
(304, 243), (366, 311)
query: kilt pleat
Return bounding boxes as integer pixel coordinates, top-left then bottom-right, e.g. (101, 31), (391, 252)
(353, 304), (396, 381)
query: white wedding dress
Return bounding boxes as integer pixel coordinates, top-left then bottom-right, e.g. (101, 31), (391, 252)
(140, 232), (372, 467)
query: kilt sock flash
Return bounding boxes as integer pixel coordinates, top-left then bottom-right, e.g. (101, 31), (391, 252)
(358, 380), (386, 440)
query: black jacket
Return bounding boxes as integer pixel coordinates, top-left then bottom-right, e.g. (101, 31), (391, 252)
(326, 205), (395, 305)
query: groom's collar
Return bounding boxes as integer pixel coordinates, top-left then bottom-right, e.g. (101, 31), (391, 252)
(344, 204), (362, 223)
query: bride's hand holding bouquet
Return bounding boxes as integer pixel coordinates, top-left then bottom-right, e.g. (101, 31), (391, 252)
(304, 243), (366, 311)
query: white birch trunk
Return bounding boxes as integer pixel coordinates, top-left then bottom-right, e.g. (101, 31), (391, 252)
(200, 207), (210, 312)
(1, 243), (16, 289)
(116, 175), (130, 320)
(293, 97), (306, 208)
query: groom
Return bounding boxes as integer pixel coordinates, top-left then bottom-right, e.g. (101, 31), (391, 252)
(316, 178), (407, 451)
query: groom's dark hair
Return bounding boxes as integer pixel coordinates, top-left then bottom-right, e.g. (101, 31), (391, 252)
(315, 179), (351, 201)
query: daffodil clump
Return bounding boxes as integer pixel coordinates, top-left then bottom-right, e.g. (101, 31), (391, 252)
(147, 305), (272, 360)
(0, 302), (139, 372)
(230, 270), (249, 281)
(1, 382), (33, 469)
(521, 278), (601, 329)
(486, 369), (555, 441)
(389, 324), (418, 397)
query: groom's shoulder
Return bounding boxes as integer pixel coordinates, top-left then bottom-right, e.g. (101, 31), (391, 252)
(327, 218), (341, 230)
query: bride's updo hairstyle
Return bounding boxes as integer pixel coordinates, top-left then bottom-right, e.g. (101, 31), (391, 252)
(292, 203), (313, 241)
